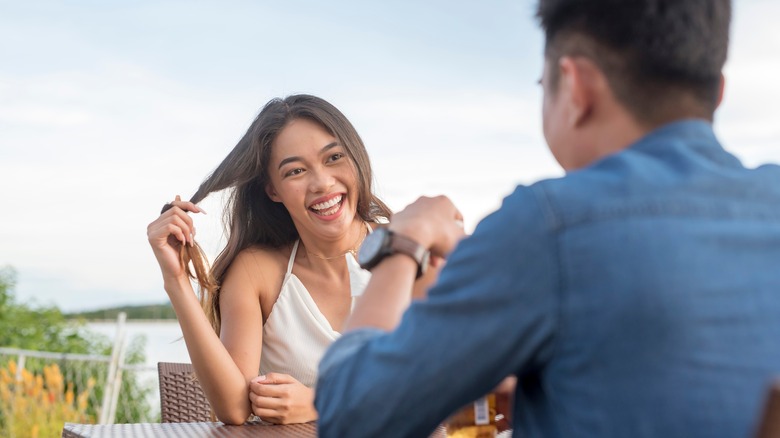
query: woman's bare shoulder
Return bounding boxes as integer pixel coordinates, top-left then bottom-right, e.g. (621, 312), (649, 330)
(237, 244), (289, 264)
(230, 244), (291, 281)
(222, 243), (293, 304)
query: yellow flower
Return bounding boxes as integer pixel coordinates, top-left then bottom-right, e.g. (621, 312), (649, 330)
(22, 368), (33, 385)
(0, 368), (11, 384)
(0, 363), (98, 437)
(77, 391), (89, 411)
(1, 384), (10, 401)
(65, 383), (74, 406)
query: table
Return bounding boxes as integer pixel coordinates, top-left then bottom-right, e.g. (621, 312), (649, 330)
(61, 421), (318, 438)
(61, 421), (513, 437)
(61, 421), (456, 437)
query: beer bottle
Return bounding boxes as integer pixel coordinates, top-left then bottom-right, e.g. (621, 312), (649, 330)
(444, 393), (497, 438)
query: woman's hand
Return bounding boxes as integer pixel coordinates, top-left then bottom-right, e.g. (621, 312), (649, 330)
(146, 195), (205, 283)
(248, 373), (318, 424)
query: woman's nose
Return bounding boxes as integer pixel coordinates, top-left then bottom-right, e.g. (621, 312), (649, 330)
(309, 168), (335, 192)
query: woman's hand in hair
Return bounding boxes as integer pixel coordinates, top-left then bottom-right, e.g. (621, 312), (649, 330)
(146, 195), (205, 283)
(248, 373), (318, 424)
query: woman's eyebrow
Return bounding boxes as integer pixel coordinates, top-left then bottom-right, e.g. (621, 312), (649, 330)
(320, 142), (339, 153)
(277, 142), (340, 169)
(278, 156), (301, 170)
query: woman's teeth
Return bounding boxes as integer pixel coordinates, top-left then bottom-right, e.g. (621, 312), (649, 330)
(310, 195), (343, 216)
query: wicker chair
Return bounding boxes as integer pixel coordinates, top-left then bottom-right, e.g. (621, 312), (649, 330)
(157, 362), (213, 422)
(756, 380), (780, 438)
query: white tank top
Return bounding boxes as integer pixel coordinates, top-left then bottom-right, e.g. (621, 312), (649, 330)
(258, 238), (372, 388)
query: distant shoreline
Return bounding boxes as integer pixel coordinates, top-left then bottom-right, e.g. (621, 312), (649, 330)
(79, 318), (179, 324)
(65, 302), (176, 321)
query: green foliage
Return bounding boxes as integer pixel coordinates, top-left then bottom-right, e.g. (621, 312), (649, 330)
(0, 267), (98, 353)
(66, 303), (176, 321)
(113, 336), (154, 423)
(0, 266), (153, 425)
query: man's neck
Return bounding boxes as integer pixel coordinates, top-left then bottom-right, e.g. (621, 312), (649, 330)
(567, 107), (649, 171)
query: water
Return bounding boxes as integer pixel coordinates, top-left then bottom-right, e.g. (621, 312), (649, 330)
(86, 321), (191, 420)
(86, 321), (191, 367)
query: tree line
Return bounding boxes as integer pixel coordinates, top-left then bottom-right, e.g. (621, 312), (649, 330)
(65, 303), (177, 321)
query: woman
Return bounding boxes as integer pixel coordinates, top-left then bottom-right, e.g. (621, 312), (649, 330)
(146, 95), (394, 424)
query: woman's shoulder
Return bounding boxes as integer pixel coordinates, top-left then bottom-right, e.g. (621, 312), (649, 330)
(222, 243), (294, 296)
(232, 243), (293, 277)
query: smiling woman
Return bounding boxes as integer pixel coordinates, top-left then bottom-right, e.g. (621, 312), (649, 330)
(267, 119), (362, 234)
(145, 95), (392, 425)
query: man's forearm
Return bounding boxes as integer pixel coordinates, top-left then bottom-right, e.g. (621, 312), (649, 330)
(345, 253), (418, 332)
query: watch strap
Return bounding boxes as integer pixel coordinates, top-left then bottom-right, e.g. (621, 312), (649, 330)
(387, 231), (430, 279)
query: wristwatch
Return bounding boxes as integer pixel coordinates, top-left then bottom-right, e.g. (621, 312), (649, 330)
(358, 228), (430, 279)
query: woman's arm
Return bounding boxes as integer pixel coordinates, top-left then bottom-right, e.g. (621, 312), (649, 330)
(147, 198), (265, 424)
(206, 252), (267, 423)
(166, 273), (260, 424)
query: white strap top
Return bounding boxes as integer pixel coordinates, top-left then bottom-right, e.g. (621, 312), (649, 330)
(259, 234), (372, 388)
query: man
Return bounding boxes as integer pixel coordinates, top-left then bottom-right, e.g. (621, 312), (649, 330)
(315, 0), (780, 436)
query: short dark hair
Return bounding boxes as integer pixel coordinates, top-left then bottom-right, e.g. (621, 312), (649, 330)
(536, 0), (731, 124)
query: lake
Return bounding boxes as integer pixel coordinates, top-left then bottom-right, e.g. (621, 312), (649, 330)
(86, 320), (191, 419)
(87, 320), (191, 367)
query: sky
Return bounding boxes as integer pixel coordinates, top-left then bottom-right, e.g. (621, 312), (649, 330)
(2, 0), (779, 312)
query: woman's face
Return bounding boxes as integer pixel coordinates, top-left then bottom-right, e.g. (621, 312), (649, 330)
(266, 118), (360, 240)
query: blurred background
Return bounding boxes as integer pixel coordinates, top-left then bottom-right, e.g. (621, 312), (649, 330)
(2, 0), (779, 312)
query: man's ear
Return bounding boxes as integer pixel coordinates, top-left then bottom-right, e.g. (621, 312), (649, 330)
(716, 73), (726, 109)
(558, 56), (595, 128)
(265, 184), (282, 202)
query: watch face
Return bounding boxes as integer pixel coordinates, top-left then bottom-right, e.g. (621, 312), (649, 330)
(358, 228), (389, 267)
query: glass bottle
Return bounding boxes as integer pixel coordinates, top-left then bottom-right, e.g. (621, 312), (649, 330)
(444, 393), (497, 438)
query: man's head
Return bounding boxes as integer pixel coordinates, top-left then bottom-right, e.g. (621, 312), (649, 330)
(536, 0), (731, 170)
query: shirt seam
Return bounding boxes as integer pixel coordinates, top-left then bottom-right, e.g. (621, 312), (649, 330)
(531, 184), (565, 369)
(561, 198), (780, 229)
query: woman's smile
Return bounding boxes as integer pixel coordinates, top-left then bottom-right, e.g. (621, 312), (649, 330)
(309, 193), (345, 218)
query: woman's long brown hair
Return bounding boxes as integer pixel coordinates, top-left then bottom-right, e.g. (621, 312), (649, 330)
(176, 95), (391, 335)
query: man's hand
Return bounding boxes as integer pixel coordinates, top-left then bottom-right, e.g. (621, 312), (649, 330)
(345, 195), (466, 331)
(389, 195), (465, 258)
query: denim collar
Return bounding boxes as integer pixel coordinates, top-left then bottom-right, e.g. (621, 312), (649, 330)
(629, 118), (741, 168)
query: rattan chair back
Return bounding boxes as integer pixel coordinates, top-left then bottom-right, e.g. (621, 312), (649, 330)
(157, 362), (213, 422)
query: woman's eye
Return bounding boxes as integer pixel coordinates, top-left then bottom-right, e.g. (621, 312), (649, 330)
(328, 153), (344, 162)
(285, 168), (304, 177)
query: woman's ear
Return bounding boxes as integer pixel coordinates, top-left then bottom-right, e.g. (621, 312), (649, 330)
(265, 184), (282, 202)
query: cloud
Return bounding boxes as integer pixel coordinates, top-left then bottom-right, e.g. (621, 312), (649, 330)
(2, 1), (780, 312)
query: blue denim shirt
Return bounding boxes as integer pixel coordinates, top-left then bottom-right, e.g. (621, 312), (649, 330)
(315, 120), (780, 438)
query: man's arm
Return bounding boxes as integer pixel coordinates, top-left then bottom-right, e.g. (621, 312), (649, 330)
(347, 196), (465, 332)
(315, 188), (560, 437)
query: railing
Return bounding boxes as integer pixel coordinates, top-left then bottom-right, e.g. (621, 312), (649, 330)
(0, 312), (158, 430)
